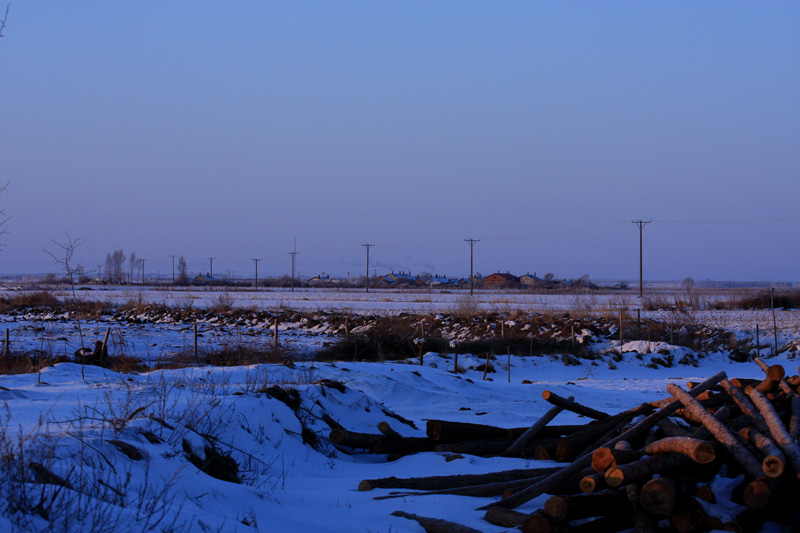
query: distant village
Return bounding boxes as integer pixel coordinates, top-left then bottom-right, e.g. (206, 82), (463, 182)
(187, 270), (609, 290)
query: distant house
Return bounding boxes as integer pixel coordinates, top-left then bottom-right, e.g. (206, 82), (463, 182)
(519, 273), (542, 288)
(307, 274), (331, 285)
(192, 274), (209, 285)
(380, 271), (420, 286)
(427, 275), (464, 286)
(483, 272), (520, 289)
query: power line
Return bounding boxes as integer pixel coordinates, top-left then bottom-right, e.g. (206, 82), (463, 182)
(653, 216), (800, 225)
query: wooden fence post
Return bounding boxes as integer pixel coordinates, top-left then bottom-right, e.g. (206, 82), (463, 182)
(274, 315), (279, 357)
(771, 289), (778, 356)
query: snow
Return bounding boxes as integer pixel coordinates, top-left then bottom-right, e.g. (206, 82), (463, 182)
(0, 290), (798, 531)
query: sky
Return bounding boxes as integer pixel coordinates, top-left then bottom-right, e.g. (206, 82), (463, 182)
(1, 1), (799, 282)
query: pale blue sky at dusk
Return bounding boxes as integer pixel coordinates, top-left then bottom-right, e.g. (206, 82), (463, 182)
(1, 2), (798, 282)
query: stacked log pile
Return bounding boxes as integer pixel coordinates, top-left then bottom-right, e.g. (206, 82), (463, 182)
(349, 358), (800, 532)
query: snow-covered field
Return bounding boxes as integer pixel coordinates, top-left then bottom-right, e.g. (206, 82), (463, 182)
(0, 288), (798, 531)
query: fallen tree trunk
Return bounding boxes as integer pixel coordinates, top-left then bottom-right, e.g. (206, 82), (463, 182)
(483, 507), (529, 528)
(541, 390), (610, 420)
(506, 399), (570, 453)
(358, 466), (562, 492)
(543, 489), (627, 523)
(426, 419), (581, 442)
(328, 429), (379, 449)
(391, 511), (482, 533)
(605, 452), (689, 488)
(374, 474), (550, 500)
(643, 437), (716, 464)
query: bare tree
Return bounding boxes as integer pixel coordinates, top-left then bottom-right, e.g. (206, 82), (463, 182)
(104, 249), (126, 284)
(129, 251), (138, 283)
(44, 234), (88, 368)
(176, 256), (189, 285)
(682, 277), (695, 293)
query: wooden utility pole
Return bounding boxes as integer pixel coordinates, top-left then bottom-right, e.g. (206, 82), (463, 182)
(288, 241), (299, 293)
(631, 221), (650, 298)
(252, 258), (262, 289)
(207, 257), (216, 287)
(169, 255), (176, 285)
(362, 244), (375, 293)
(465, 238), (480, 296)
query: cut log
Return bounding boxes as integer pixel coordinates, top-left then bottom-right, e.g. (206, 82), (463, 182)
(754, 357), (794, 395)
(520, 510), (551, 533)
(378, 421), (402, 439)
(590, 446), (644, 473)
(541, 513), (633, 533)
(555, 403), (652, 462)
(391, 510), (482, 533)
(625, 481), (659, 533)
(579, 472), (606, 493)
(425, 420), (580, 443)
(605, 452), (689, 488)
(669, 495), (710, 533)
(738, 427), (785, 478)
(694, 484), (716, 504)
(667, 383), (763, 480)
(541, 390), (610, 420)
(358, 466), (562, 491)
(373, 474), (550, 500)
(427, 420), (514, 442)
(483, 507), (528, 528)
(791, 395), (800, 442)
(481, 371), (727, 510)
(639, 476), (678, 515)
(643, 437), (716, 464)
(657, 417), (692, 438)
(506, 399), (570, 453)
(532, 441), (557, 461)
(748, 388), (800, 474)
(742, 478), (775, 510)
(542, 489), (627, 523)
(719, 378), (772, 436)
(434, 439), (516, 456)
(328, 429), (379, 449)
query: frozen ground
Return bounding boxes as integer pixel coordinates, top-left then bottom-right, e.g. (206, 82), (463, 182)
(2, 286), (800, 362)
(1, 350), (796, 532)
(0, 288), (798, 531)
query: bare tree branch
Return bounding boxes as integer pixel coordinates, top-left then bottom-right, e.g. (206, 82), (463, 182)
(0, 4), (10, 38)
(0, 181), (9, 249)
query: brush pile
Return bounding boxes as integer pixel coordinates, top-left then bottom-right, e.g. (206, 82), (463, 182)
(349, 357), (800, 532)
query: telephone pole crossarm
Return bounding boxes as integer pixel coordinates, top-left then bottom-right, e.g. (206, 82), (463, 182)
(464, 238), (480, 296)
